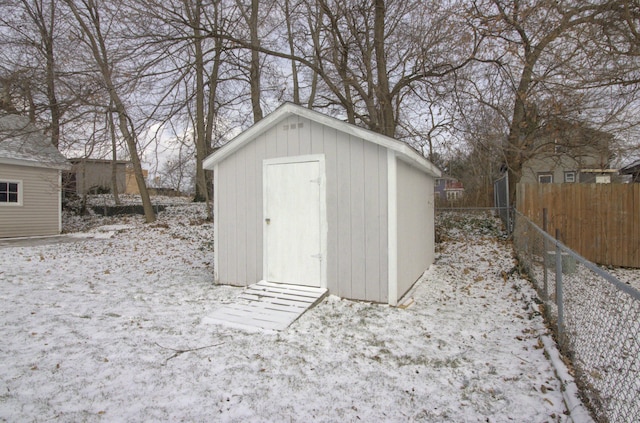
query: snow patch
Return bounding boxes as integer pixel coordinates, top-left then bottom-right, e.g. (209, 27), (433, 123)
(0, 206), (584, 421)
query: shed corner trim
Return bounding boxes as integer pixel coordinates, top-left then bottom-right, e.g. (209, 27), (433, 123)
(213, 163), (220, 284)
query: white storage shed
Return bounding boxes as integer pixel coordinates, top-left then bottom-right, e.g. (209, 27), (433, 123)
(203, 103), (441, 305)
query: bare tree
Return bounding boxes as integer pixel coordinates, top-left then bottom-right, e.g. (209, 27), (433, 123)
(281, 0), (301, 104)
(235, 0), (264, 122)
(0, 0), (70, 144)
(205, 0), (479, 139)
(468, 0), (629, 203)
(158, 143), (195, 195)
(132, 0), (236, 218)
(20, 0), (62, 148)
(63, 0), (155, 222)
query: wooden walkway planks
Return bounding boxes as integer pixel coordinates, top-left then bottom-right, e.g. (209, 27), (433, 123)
(203, 280), (328, 331)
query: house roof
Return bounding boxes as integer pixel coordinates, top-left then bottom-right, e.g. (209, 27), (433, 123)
(203, 102), (441, 178)
(0, 113), (70, 170)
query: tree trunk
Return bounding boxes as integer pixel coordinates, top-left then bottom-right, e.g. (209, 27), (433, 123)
(108, 106), (121, 205)
(284, 0), (300, 104)
(189, 0), (209, 204)
(43, 6), (61, 149)
(113, 101), (155, 222)
(203, 3), (224, 220)
(64, 0), (155, 222)
(248, 0), (263, 122)
(22, 0), (61, 148)
(373, 0), (395, 137)
(305, 3), (322, 108)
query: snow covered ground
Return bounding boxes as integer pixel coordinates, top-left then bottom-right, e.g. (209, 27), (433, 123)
(1, 204), (581, 422)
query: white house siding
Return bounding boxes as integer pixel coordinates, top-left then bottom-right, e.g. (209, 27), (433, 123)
(215, 115), (389, 302)
(0, 164), (61, 238)
(395, 158), (435, 298)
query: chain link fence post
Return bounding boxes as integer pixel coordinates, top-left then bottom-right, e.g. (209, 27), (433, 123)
(555, 228), (565, 346)
(542, 208), (549, 300)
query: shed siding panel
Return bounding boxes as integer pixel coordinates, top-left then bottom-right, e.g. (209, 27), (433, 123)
(218, 158), (236, 284)
(335, 129), (352, 298)
(226, 157), (239, 284)
(310, 120), (325, 155)
(364, 143), (381, 302)
(0, 164), (61, 238)
(235, 139), (249, 284)
(276, 121), (289, 156)
(214, 117), (389, 302)
(322, 123), (339, 295)
(298, 118), (312, 155)
(396, 159), (435, 298)
(286, 118), (301, 156)
(378, 149), (389, 303)
(244, 139), (257, 282)
(349, 137), (367, 299)
(254, 133), (267, 278)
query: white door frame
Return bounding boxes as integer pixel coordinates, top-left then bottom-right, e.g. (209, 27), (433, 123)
(262, 154), (327, 289)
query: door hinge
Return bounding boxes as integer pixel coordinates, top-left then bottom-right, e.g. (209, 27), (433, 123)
(310, 177), (321, 184)
(311, 254), (322, 260)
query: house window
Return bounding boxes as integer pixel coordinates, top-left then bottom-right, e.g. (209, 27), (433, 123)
(564, 171), (576, 183)
(538, 173), (553, 184)
(446, 191), (462, 201)
(0, 180), (22, 205)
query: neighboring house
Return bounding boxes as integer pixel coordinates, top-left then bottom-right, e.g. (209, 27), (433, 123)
(0, 113), (71, 238)
(65, 159), (147, 196)
(65, 158), (128, 195)
(620, 159), (640, 183)
(434, 175), (465, 202)
(203, 102), (441, 306)
(520, 119), (614, 184)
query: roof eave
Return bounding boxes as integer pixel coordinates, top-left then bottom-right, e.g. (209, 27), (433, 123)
(0, 156), (71, 171)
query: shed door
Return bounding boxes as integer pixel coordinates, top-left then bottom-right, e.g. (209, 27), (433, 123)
(264, 159), (322, 287)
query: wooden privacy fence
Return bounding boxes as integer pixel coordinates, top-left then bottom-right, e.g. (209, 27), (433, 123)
(517, 183), (640, 268)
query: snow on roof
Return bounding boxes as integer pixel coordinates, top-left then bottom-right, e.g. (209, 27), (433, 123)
(204, 102), (441, 178)
(0, 113), (70, 170)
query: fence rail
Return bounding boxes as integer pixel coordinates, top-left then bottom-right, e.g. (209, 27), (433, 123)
(513, 210), (640, 423)
(517, 183), (640, 268)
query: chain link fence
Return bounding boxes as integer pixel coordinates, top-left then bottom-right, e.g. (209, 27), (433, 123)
(493, 173), (511, 231)
(513, 210), (640, 423)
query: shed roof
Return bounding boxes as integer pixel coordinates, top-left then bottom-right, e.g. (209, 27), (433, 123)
(203, 102), (441, 178)
(0, 113), (70, 170)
